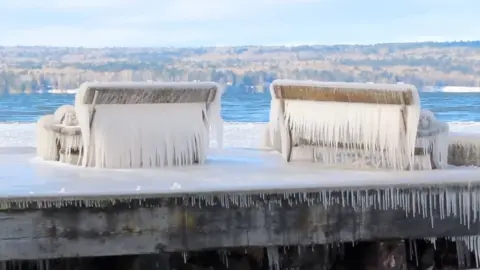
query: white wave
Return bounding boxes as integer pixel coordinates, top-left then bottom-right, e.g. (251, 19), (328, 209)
(47, 89), (78, 94)
(441, 86), (480, 93)
(0, 121), (479, 148)
(424, 86), (480, 93)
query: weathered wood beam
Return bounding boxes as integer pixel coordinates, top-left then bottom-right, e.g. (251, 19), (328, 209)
(82, 88), (217, 104)
(0, 191), (479, 261)
(272, 85), (414, 105)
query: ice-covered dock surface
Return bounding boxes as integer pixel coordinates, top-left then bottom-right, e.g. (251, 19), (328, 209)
(5, 147), (480, 262)
(2, 146), (480, 199)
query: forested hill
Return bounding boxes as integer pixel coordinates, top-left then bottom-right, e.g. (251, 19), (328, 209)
(2, 41), (480, 93)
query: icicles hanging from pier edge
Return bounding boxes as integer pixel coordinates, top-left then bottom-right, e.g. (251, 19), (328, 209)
(6, 185), (480, 229)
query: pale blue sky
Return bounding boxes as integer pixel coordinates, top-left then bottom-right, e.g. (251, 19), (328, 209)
(0, 0), (476, 47)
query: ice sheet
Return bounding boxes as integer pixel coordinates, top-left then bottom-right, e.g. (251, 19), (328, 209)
(2, 146), (480, 199)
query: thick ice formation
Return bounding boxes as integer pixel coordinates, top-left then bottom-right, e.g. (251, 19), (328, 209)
(35, 105), (83, 164)
(289, 101), (419, 169)
(266, 247), (280, 270)
(53, 104), (77, 124)
(35, 115), (57, 160)
(269, 81), (421, 170)
(57, 127), (83, 165)
(449, 132), (480, 166)
(74, 82), (223, 168)
(53, 105), (83, 164)
(268, 99), (283, 153)
(207, 90), (224, 149)
(77, 103), (210, 168)
(415, 109), (449, 169)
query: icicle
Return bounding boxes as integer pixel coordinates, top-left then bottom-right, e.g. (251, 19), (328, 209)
(451, 235), (480, 268)
(36, 115), (58, 161)
(63, 133), (82, 151)
(218, 250), (229, 268)
(266, 247), (280, 270)
(13, 186), (479, 235)
(413, 153), (432, 170)
(424, 237), (437, 250)
(267, 99), (283, 152)
(279, 100), (419, 170)
(413, 240), (419, 266)
(205, 85), (224, 149)
(75, 103), (210, 168)
(456, 240), (467, 268)
(182, 252), (188, 263)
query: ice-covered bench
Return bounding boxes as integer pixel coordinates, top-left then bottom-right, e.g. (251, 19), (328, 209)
(36, 81), (224, 169)
(266, 80), (449, 170)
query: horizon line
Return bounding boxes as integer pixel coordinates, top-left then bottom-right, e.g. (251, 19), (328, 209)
(1, 40), (479, 50)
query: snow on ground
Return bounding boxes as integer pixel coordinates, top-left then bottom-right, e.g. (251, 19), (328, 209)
(0, 121), (479, 148)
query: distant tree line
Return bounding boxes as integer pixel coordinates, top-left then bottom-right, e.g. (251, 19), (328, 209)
(2, 41), (480, 93)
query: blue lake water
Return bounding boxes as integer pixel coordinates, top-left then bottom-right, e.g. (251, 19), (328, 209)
(0, 89), (479, 123)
